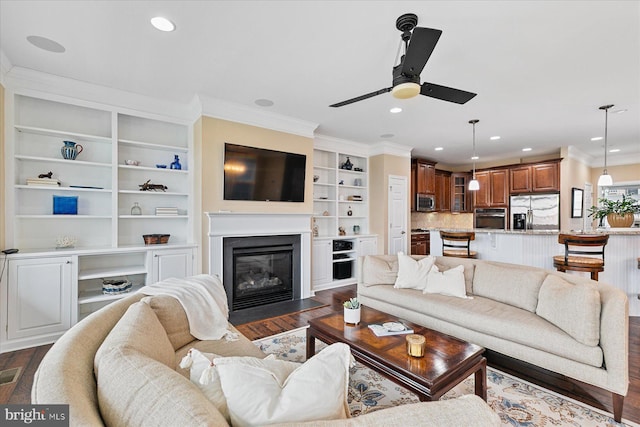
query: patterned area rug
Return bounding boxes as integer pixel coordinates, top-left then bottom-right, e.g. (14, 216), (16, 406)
(254, 327), (638, 427)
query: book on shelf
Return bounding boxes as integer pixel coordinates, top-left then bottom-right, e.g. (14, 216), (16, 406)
(368, 322), (414, 337)
(26, 177), (61, 186)
(155, 207), (179, 216)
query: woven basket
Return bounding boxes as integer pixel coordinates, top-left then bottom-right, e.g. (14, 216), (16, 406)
(142, 234), (170, 245)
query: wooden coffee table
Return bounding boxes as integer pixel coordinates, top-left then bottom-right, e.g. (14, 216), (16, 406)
(307, 305), (487, 402)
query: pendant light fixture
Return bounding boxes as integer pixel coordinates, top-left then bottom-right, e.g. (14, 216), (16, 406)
(597, 104), (614, 187)
(468, 119), (480, 191)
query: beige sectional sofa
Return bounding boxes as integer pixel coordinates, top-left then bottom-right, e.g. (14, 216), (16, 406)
(357, 254), (629, 422)
(32, 290), (500, 426)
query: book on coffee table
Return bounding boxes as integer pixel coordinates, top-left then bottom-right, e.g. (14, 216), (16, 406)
(368, 322), (414, 337)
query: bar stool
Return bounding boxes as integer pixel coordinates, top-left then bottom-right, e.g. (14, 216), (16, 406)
(552, 233), (609, 281)
(440, 231), (477, 259)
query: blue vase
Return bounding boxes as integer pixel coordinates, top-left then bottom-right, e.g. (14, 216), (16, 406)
(170, 154), (181, 170)
(61, 140), (83, 160)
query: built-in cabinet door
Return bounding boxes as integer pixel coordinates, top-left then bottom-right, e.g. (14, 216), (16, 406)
(532, 163), (560, 192)
(150, 248), (194, 283)
(357, 236), (378, 257)
(510, 166), (532, 193)
(7, 257), (72, 340)
(490, 169), (509, 206)
(312, 239), (332, 287)
(474, 172), (491, 207)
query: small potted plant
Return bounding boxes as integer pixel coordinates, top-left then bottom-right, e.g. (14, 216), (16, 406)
(343, 297), (361, 325)
(588, 194), (640, 228)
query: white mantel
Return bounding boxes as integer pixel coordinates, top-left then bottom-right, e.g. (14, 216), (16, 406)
(206, 212), (313, 299)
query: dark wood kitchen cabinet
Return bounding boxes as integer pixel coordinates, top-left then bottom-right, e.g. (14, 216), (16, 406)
(510, 160), (560, 194)
(474, 169), (508, 208)
(451, 173), (472, 212)
(413, 159), (436, 194)
(411, 233), (430, 255)
(435, 170), (451, 211)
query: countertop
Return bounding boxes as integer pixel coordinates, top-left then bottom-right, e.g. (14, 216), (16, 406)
(425, 228), (640, 236)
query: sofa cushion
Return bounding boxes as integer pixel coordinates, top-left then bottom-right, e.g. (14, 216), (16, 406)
(394, 253), (435, 290)
(472, 262), (546, 312)
(433, 257), (476, 294)
(97, 346), (228, 427)
(536, 275), (601, 346)
(215, 343), (351, 427)
(361, 255), (399, 286)
(94, 301), (175, 375)
(423, 265), (469, 298)
(142, 295), (195, 350)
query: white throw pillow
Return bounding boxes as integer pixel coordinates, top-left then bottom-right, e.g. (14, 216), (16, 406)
(394, 253), (435, 290)
(185, 349), (290, 422)
(215, 342), (352, 427)
(423, 265), (470, 298)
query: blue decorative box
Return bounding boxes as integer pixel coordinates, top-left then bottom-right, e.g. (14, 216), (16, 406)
(53, 195), (78, 215)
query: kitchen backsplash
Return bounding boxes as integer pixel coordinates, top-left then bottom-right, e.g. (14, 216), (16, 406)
(412, 212), (474, 230)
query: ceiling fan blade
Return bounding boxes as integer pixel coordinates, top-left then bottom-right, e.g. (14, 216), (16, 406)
(420, 82), (477, 104)
(329, 87), (392, 107)
(401, 27), (442, 76)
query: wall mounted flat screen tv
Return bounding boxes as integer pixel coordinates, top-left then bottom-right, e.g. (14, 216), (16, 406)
(223, 143), (306, 202)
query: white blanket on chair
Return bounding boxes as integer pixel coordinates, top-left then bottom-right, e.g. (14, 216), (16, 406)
(139, 274), (237, 341)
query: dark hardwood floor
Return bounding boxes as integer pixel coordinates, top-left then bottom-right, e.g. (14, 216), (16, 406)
(1, 284), (639, 424)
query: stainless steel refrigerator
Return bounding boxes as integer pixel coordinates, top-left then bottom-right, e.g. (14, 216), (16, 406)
(509, 194), (560, 230)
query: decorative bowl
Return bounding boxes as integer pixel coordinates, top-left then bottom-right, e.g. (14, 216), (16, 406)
(156, 164), (167, 168)
(102, 279), (132, 295)
(125, 160), (140, 166)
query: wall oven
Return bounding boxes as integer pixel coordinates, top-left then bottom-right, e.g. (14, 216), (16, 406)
(416, 194), (436, 212)
(474, 208), (507, 230)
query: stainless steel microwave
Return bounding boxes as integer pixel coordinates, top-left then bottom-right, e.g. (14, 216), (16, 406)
(416, 194), (436, 212)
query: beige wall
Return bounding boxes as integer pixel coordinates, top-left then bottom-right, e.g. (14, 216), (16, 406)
(369, 153), (411, 254)
(561, 155), (592, 230)
(0, 84), (4, 248)
(199, 116), (314, 270)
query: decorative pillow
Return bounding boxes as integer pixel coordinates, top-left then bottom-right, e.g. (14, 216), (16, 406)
(215, 342), (352, 427)
(94, 301), (175, 376)
(536, 275), (601, 346)
(472, 262), (546, 312)
(423, 265), (470, 298)
(184, 349), (295, 423)
(361, 255), (399, 286)
(394, 253), (435, 290)
(97, 346), (227, 427)
(142, 295), (195, 350)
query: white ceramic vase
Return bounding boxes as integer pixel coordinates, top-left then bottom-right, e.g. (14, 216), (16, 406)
(344, 307), (361, 325)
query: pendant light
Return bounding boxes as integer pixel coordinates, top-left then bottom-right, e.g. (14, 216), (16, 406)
(597, 104), (614, 187)
(468, 119), (480, 191)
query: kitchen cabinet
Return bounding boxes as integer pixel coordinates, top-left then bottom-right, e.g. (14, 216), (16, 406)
(412, 159), (436, 195)
(312, 238), (333, 288)
(3, 256), (73, 349)
(509, 161), (560, 194)
(435, 170), (451, 211)
(451, 173), (472, 212)
(150, 247), (195, 284)
(411, 233), (430, 255)
(474, 169), (508, 208)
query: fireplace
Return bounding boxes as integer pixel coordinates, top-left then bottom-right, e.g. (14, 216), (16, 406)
(223, 235), (301, 312)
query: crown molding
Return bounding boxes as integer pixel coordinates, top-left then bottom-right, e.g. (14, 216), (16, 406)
(368, 141), (413, 158)
(314, 134), (371, 156)
(199, 94), (318, 138)
(0, 50), (12, 85)
(3, 66), (196, 122)
(566, 145), (594, 166)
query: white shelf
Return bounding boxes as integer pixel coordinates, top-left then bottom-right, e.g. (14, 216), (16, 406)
(313, 198), (335, 202)
(16, 215), (111, 219)
(338, 200), (364, 204)
(15, 155), (111, 168)
(338, 169), (366, 175)
(78, 265), (147, 280)
(119, 189), (188, 196)
(119, 215), (188, 219)
(15, 125), (112, 143)
(78, 285), (145, 305)
(339, 185), (367, 190)
(332, 257), (356, 263)
(313, 215), (336, 219)
(313, 183), (334, 187)
(313, 166), (335, 171)
(338, 216), (366, 219)
(119, 164), (188, 174)
(119, 138), (188, 153)
(15, 185), (110, 193)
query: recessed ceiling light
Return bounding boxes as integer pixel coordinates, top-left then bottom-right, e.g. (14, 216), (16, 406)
(591, 136), (603, 141)
(522, 148), (532, 152)
(255, 99), (274, 107)
(389, 107), (402, 114)
(434, 147), (443, 151)
(380, 133), (394, 139)
(26, 35), (65, 53)
(471, 155), (479, 160)
(151, 17), (176, 32)
(609, 148), (621, 153)
(490, 136), (501, 140)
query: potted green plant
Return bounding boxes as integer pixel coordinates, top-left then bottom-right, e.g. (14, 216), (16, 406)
(588, 194), (640, 228)
(343, 297), (361, 325)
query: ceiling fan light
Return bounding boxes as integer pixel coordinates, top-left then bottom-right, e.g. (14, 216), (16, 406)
(468, 179), (480, 191)
(391, 82), (420, 99)
(597, 173), (613, 187)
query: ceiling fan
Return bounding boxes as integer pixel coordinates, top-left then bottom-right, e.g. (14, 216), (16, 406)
(330, 13), (477, 108)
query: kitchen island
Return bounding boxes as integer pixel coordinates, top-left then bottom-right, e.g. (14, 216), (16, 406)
(430, 229), (640, 316)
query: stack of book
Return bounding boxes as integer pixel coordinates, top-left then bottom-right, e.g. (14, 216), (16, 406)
(26, 177), (61, 187)
(155, 207), (179, 216)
